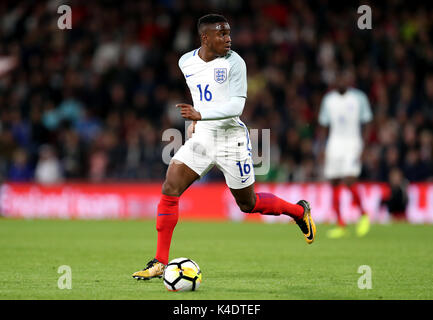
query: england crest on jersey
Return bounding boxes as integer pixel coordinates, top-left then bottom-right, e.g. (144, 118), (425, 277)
(214, 68), (227, 84)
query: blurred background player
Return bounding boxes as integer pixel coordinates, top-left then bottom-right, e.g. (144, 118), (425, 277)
(132, 14), (316, 280)
(380, 167), (409, 221)
(318, 67), (373, 238)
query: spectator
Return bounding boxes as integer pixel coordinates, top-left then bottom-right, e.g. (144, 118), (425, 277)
(381, 167), (409, 221)
(34, 145), (63, 184)
(88, 150), (108, 182)
(402, 148), (431, 182)
(0, 0), (432, 184)
(7, 149), (33, 182)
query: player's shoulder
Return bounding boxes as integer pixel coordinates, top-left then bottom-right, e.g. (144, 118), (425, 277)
(322, 89), (338, 101)
(224, 50), (246, 68)
(178, 48), (199, 69)
(348, 87), (368, 98)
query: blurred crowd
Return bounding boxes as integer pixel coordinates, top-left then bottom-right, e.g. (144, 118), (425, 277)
(0, 0), (432, 184)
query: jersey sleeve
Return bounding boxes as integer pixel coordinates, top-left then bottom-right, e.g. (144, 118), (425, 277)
(358, 90), (373, 123)
(318, 94), (330, 126)
(178, 55), (186, 74)
(199, 96), (245, 120)
(228, 54), (247, 98)
(178, 49), (195, 74)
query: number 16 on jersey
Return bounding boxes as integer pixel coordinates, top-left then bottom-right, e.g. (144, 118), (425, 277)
(197, 84), (212, 101)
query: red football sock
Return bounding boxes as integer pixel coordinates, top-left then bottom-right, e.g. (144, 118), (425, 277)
(155, 194), (179, 265)
(349, 184), (366, 215)
(250, 192), (304, 220)
(332, 185), (345, 227)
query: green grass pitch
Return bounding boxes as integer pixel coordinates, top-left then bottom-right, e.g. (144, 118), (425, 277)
(0, 218), (432, 300)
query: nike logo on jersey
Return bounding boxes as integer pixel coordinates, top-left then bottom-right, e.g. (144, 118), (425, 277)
(185, 74), (194, 78)
(241, 176), (250, 183)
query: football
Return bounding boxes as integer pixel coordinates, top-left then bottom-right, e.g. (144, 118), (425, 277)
(163, 257), (202, 292)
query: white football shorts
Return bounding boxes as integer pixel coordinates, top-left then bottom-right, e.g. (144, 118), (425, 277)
(324, 140), (363, 179)
(172, 128), (255, 189)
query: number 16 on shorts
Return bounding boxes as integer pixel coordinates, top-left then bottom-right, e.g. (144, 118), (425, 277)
(236, 160), (252, 184)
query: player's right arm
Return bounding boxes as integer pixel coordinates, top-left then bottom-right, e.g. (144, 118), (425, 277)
(318, 92), (331, 127)
(176, 103), (202, 120)
(318, 92), (332, 140)
(187, 121), (196, 138)
(177, 51), (202, 122)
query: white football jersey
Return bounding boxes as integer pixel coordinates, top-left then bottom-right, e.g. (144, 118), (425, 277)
(178, 48), (248, 134)
(318, 88), (372, 146)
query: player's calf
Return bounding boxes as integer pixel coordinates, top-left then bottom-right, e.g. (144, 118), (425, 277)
(236, 198), (256, 213)
(230, 185), (257, 213)
(249, 192), (304, 218)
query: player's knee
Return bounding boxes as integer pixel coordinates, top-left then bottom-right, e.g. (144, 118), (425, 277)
(237, 199), (255, 213)
(162, 180), (183, 197)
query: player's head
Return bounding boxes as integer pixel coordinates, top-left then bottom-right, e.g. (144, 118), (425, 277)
(197, 14), (231, 56)
(335, 67), (354, 93)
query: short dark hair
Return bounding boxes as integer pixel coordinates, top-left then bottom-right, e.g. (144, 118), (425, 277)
(197, 14), (228, 34)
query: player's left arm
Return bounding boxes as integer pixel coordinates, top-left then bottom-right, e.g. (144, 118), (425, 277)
(176, 97), (246, 121)
(359, 90), (373, 145)
(198, 96), (245, 120)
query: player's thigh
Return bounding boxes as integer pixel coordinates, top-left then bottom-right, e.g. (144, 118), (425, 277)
(163, 160), (200, 196)
(324, 148), (344, 179)
(165, 135), (214, 196)
(342, 176), (358, 187)
(324, 160), (341, 180)
(324, 146), (361, 180)
(229, 183), (256, 213)
(217, 149), (256, 211)
(339, 153), (362, 180)
(216, 150), (255, 189)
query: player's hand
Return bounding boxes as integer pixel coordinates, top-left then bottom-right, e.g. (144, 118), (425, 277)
(187, 121), (196, 138)
(176, 103), (202, 121)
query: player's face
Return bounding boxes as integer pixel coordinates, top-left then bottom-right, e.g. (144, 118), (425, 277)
(206, 23), (231, 56)
(336, 70), (352, 92)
